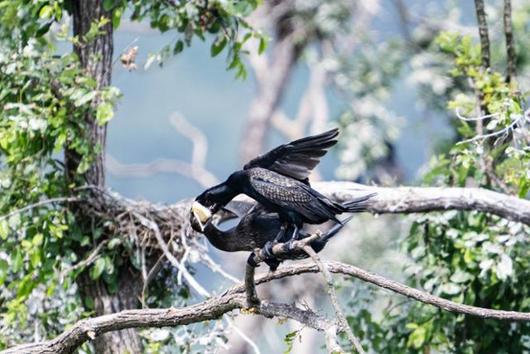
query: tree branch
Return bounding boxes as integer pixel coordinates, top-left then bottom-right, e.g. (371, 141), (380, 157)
(6, 258), (530, 354)
(313, 182), (530, 225)
(474, 0), (491, 68)
(503, 0), (516, 82)
(303, 245), (366, 354)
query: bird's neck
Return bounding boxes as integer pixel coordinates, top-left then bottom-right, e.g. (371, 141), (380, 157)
(203, 222), (240, 252)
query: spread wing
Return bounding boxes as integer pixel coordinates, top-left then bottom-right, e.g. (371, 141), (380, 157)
(243, 128), (339, 183)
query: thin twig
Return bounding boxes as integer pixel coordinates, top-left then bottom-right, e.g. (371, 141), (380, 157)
(106, 112), (218, 188)
(133, 212), (210, 297)
(224, 316), (262, 354)
(141, 254), (165, 306)
(0, 197), (78, 222)
(456, 113), (525, 145)
(303, 246), (366, 354)
(60, 240), (108, 280)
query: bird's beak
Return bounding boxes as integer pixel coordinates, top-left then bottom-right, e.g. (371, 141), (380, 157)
(191, 201), (212, 232)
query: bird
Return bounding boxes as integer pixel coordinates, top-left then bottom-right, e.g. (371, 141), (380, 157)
(190, 128), (375, 251)
(190, 200), (357, 271)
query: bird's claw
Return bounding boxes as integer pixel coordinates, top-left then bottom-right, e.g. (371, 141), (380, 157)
(286, 239), (297, 252)
(262, 241), (280, 271)
(263, 241), (276, 259)
(246, 252), (259, 268)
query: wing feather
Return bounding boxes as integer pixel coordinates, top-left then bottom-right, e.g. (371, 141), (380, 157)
(249, 173), (336, 222)
(243, 128), (339, 182)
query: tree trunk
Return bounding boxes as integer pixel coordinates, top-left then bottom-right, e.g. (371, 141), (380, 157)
(67, 1), (144, 353)
(77, 266), (143, 353)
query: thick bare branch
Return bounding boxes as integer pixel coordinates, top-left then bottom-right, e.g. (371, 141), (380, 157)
(6, 258), (530, 353)
(2, 293), (332, 354)
(313, 182), (530, 225)
(248, 262), (530, 321)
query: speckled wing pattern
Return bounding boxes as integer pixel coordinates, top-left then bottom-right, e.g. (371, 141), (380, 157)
(248, 168), (337, 222)
(243, 128), (339, 182)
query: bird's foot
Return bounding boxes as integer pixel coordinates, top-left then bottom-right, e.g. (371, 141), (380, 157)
(263, 241), (276, 259)
(261, 241), (281, 271)
(285, 238), (298, 252)
(246, 252), (259, 268)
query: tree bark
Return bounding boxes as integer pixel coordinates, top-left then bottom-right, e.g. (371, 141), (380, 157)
(77, 267), (143, 354)
(67, 1), (143, 353)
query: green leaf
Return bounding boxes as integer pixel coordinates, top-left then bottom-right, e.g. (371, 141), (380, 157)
(450, 270), (472, 283)
(108, 238), (121, 249)
(96, 102), (114, 125)
(113, 7), (122, 29)
(407, 326), (426, 349)
(90, 257), (106, 279)
(518, 178), (529, 198)
(0, 220), (8, 240)
(74, 91), (97, 107)
(32, 233), (44, 247)
(12, 250), (23, 273)
(0, 259), (8, 286)
(103, 0), (116, 11)
(283, 330), (299, 354)
(39, 5), (54, 19)
(440, 283), (461, 295)
(30, 250), (41, 267)
(258, 36), (267, 54)
(211, 36), (227, 57)
(172, 40), (184, 55)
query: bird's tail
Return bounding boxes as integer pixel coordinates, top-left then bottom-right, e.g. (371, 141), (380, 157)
(319, 215), (353, 243)
(340, 192), (376, 214)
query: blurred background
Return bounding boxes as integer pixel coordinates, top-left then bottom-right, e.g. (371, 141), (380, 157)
(99, 1), (529, 352)
(107, 2), (468, 202)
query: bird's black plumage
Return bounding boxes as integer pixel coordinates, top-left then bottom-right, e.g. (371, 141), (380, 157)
(190, 201), (354, 271)
(192, 128), (374, 243)
(243, 128), (339, 183)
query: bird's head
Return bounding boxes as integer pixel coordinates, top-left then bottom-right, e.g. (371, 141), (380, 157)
(190, 190), (218, 232)
(190, 183), (232, 232)
(190, 177), (241, 232)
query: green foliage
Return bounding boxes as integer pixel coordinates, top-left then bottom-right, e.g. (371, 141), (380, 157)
(0, 0), (65, 44)
(0, 0), (264, 348)
(130, 0), (265, 78)
(438, 32), (529, 196)
(283, 329), (301, 354)
(345, 29), (530, 353)
(0, 31), (119, 346)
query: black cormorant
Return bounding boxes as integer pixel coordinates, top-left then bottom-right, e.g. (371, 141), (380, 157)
(190, 128), (374, 246)
(190, 201), (357, 270)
